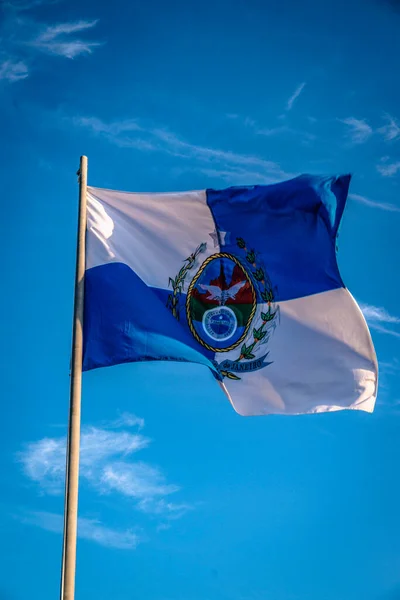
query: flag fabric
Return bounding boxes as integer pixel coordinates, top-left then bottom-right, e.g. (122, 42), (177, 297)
(83, 174), (378, 416)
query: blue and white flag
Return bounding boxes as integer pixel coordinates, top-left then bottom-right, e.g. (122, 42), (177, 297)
(83, 175), (378, 415)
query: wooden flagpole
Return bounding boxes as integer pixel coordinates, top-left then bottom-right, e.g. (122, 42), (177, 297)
(60, 155), (88, 600)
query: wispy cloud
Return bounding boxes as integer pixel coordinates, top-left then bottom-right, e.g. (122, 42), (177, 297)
(74, 115), (294, 184)
(360, 304), (400, 324)
(40, 39), (100, 59)
(376, 359), (400, 395)
(37, 20), (98, 42)
(18, 420), (192, 520)
(226, 112), (316, 145)
(257, 125), (291, 137)
(140, 125), (282, 172)
(367, 323), (400, 339)
(379, 359), (400, 377)
(349, 193), (400, 213)
(225, 114), (256, 128)
(360, 302), (400, 338)
(256, 125), (316, 143)
(190, 166), (289, 185)
(109, 412), (145, 430)
(376, 160), (400, 177)
(138, 498), (193, 520)
(339, 117), (373, 144)
(0, 15), (100, 84)
(33, 19), (100, 58)
(74, 116), (142, 138)
(20, 511), (141, 549)
(19, 426), (149, 494)
(0, 58), (29, 82)
(101, 462), (179, 499)
(378, 114), (400, 141)
(98, 460), (192, 518)
(286, 82), (306, 111)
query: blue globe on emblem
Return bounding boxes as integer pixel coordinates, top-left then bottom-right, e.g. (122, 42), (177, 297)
(202, 306), (238, 342)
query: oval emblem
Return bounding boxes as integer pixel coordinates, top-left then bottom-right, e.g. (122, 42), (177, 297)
(186, 253), (256, 352)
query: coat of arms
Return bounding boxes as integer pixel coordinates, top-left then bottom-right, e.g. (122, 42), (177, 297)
(167, 235), (279, 381)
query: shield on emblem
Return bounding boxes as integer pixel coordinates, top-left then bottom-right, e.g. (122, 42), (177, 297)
(186, 253), (256, 352)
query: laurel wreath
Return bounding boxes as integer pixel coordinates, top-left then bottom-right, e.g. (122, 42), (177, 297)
(219, 237), (279, 381)
(167, 242), (207, 320)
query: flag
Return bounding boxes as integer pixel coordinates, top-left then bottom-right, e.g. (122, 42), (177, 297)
(83, 174), (378, 415)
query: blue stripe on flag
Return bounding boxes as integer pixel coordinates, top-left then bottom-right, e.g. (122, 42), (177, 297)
(206, 174), (351, 302)
(82, 262), (217, 372)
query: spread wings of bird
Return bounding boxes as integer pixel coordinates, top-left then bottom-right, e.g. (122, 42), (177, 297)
(198, 284), (223, 301)
(199, 281), (246, 303)
(224, 281), (246, 299)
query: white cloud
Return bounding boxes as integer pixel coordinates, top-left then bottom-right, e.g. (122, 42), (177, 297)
(0, 16), (100, 84)
(349, 193), (400, 212)
(146, 127), (285, 173)
(187, 166), (294, 185)
(225, 114), (256, 128)
(18, 421), (192, 520)
(20, 436), (66, 494)
(72, 117), (148, 149)
(286, 82), (306, 111)
(378, 114), (400, 141)
(18, 426), (149, 494)
(20, 511), (140, 549)
(41, 40), (100, 59)
(257, 126), (291, 137)
(139, 498), (193, 519)
(74, 116), (141, 135)
(101, 462), (179, 500)
(37, 20), (98, 42)
(33, 19), (100, 59)
(80, 427), (150, 469)
(379, 359), (400, 376)
(376, 161), (400, 177)
(359, 303), (400, 325)
(367, 323), (400, 339)
(109, 412), (145, 430)
(243, 116), (256, 128)
(226, 112), (316, 143)
(75, 115), (294, 183)
(256, 125), (316, 143)
(0, 58), (29, 82)
(339, 117), (373, 144)
(360, 303), (400, 338)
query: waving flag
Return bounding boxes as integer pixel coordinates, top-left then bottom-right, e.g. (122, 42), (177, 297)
(83, 175), (378, 415)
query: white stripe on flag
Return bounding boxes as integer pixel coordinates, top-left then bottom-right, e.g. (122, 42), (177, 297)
(219, 288), (377, 415)
(86, 187), (220, 289)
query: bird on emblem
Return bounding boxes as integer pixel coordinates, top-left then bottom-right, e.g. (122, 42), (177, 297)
(199, 281), (246, 305)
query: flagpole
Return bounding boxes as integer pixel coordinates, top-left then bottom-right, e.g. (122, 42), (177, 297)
(60, 155), (88, 600)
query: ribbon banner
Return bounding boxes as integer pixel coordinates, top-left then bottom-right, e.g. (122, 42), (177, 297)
(215, 354), (272, 378)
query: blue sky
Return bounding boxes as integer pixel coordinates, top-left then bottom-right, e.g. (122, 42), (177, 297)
(1, 0), (400, 598)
